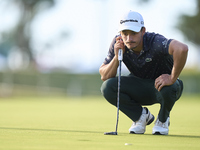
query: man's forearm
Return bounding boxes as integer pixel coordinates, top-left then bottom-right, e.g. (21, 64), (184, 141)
(170, 41), (188, 83)
(99, 56), (119, 81)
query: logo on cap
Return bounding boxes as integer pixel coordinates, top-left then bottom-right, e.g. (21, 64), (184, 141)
(120, 19), (138, 24)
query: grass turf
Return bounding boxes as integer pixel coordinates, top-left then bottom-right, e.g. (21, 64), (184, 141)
(0, 95), (200, 150)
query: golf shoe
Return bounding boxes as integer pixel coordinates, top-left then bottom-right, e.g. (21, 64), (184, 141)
(152, 117), (170, 135)
(129, 107), (154, 134)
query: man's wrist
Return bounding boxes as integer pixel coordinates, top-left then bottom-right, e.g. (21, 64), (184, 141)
(170, 75), (177, 84)
(114, 55), (119, 64)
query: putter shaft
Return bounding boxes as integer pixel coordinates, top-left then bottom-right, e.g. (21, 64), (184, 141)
(115, 49), (123, 133)
(104, 49), (123, 135)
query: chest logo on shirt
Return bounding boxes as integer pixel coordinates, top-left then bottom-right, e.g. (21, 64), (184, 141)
(145, 58), (152, 62)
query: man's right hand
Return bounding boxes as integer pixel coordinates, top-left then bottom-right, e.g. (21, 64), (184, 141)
(114, 36), (125, 59)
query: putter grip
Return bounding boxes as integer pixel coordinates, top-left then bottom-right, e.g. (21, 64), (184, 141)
(118, 49), (123, 61)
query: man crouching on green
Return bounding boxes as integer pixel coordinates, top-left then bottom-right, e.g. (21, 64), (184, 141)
(99, 10), (188, 135)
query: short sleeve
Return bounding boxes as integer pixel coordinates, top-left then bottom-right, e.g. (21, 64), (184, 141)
(152, 34), (173, 55)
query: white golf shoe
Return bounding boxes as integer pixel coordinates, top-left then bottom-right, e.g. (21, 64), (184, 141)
(152, 117), (170, 135)
(129, 107), (154, 134)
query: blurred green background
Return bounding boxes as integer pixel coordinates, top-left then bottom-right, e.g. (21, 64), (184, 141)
(0, 71), (199, 97)
(0, 0), (199, 97)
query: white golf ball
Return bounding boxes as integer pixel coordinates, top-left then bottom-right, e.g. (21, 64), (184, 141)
(125, 143), (132, 146)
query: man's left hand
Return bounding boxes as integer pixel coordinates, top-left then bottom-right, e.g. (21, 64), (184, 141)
(155, 74), (175, 91)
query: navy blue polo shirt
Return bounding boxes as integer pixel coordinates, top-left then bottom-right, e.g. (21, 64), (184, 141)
(103, 32), (173, 80)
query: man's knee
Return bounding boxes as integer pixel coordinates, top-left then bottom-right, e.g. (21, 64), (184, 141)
(101, 78), (118, 104)
(160, 79), (183, 102)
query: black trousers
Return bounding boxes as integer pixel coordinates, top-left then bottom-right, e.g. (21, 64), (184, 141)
(101, 74), (183, 122)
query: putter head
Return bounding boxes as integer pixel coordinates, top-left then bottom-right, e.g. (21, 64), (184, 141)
(104, 131), (118, 135)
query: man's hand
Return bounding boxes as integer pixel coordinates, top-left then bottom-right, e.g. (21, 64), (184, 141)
(114, 36), (125, 58)
(99, 36), (126, 81)
(155, 74), (174, 91)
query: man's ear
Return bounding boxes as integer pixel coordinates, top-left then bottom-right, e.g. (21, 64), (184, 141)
(142, 27), (146, 35)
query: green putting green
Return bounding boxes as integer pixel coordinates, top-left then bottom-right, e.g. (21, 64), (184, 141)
(0, 95), (199, 150)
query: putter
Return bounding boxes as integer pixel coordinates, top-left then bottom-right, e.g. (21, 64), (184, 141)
(104, 49), (123, 135)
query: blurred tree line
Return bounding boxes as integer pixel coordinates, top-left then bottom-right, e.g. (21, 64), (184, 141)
(0, 0), (55, 70)
(178, 0), (200, 46)
(0, 0), (199, 71)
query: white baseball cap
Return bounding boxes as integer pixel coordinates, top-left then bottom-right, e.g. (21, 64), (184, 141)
(118, 10), (144, 33)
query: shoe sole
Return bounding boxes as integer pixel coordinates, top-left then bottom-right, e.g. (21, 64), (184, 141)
(129, 131), (144, 134)
(153, 131), (168, 135)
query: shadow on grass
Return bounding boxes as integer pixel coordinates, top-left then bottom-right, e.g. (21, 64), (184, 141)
(166, 134), (200, 139)
(0, 127), (102, 134)
(137, 133), (200, 139)
(1, 127), (200, 139)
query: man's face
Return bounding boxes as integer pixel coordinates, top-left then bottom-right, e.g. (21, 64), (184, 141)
(121, 29), (145, 52)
